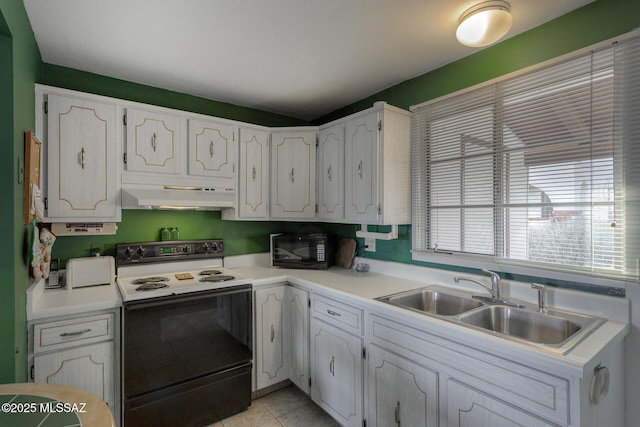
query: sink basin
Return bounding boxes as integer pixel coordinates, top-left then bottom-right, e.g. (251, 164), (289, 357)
(379, 288), (484, 316)
(458, 305), (602, 350)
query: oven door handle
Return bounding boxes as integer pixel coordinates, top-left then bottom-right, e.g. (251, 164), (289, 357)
(124, 284), (251, 311)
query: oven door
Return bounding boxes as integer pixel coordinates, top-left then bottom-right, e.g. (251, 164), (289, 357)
(123, 284), (252, 426)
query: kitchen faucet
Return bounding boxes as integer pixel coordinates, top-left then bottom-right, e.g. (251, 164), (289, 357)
(454, 268), (502, 299)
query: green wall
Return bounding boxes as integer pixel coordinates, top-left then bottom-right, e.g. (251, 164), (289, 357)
(0, 0), (43, 383)
(2, 0), (639, 384)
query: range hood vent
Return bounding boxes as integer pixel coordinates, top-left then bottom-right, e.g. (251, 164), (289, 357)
(122, 185), (235, 210)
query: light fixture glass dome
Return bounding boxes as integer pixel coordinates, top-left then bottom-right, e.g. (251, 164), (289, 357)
(456, 1), (513, 47)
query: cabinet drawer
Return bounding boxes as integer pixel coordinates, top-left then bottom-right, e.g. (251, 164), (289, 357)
(34, 313), (114, 353)
(312, 294), (363, 335)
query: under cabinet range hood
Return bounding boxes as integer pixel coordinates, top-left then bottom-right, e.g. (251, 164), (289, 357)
(121, 185), (235, 210)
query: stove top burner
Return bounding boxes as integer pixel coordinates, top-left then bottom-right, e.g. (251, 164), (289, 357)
(135, 282), (170, 291)
(199, 275), (235, 283)
(199, 270), (222, 276)
(131, 276), (170, 285)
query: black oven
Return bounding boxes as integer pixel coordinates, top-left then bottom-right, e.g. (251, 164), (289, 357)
(122, 284), (252, 426)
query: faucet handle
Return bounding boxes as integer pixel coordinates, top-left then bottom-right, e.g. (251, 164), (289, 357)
(531, 283), (547, 314)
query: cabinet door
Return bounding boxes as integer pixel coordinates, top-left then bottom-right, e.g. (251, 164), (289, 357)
(368, 345), (439, 427)
(188, 118), (236, 178)
(345, 112), (379, 223)
(271, 130), (317, 219)
(317, 124), (345, 221)
(34, 341), (114, 409)
(286, 286), (309, 393)
(46, 94), (118, 220)
(238, 127), (270, 218)
(255, 286), (288, 389)
(310, 318), (363, 427)
(447, 380), (556, 427)
(125, 107), (182, 174)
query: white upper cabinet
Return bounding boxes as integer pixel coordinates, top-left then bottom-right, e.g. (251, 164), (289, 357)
(188, 118), (236, 179)
(236, 126), (270, 219)
(45, 94), (120, 221)
(317, 123), (345, 221)
(344, 102), (410, 225)
(125, 107), (182, 174)
(345, 112), (379, 224)
(270, 129), (317, 219)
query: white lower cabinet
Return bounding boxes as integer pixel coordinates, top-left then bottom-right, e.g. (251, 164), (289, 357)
(29, 310), (119, 423)
(254, 284), (310, 392)
(255, 285), (288, 389)
(310, 318), (363, 427)
(33, 342), (114, 406)
(286, 286), (310, 393)
(368, 345), (439, 427)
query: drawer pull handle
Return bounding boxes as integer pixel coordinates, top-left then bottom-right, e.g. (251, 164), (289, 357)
(60, 328), (91, 337)
(329, 355), (335, 376)
(210, 141), (215, 158)
(152, 132), (157, 151)
(358, 160), (363, 178)
(326, 309), (341, 317)
(252, 166), (257, 181)
(395, 400), (401, 426)
(80, 147), (86, 169)
(327, 165), (332, 181)
(270, 325), (275, 343)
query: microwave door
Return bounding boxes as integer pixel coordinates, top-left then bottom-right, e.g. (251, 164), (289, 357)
(273, 247), (302, 260)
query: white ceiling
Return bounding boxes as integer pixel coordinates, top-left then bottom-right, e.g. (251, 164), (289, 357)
(23, 0), (594, 121)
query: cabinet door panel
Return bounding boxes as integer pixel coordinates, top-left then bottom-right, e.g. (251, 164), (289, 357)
(255, 286), (287, 389)
(239, 128), (269, 218)
(47, 94), (117, 219)
(188, 118), (235, 178)
(345, 113), (378, 223)
(447, 380), (556, 427)
(318, 124), (344, 220)
(126, 108), (181, 174)
(287, 287), (309, 393)
(368, 345), (438, 427)
(271, 131), (316, 219)
(34, 341), (114, 408)
(310, 318), (362, 427)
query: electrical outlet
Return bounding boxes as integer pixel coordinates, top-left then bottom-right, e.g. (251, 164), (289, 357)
(365, 237), (376, 252)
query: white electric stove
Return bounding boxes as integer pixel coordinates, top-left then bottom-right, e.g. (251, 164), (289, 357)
(115, 239), (250, 302)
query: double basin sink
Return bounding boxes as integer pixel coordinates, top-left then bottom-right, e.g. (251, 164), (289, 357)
(376, 287), (604, 354)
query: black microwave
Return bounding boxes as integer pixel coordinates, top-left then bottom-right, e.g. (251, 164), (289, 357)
(271, 234), (333, 269)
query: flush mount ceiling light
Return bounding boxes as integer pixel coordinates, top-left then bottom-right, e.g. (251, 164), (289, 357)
(456, 1), (513, 47)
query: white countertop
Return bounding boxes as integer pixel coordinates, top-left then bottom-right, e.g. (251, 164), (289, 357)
(27, 276), (121, 321)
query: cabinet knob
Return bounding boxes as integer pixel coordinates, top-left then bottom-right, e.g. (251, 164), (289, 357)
(210, 141), (215, 158)
(152, 132), (157, 152)
(252, 166), (257, 181)
(270, 325), (275, 343)
(395, 401), (401, 426)
(328, 165), (332, 181)
(358, 160), (363, 178)
(80, 147), (86, 169)
(329, 355), (335, 376)
(290, 168), (295, 183)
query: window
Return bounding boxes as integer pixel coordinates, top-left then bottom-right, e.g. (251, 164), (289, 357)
(411, 33), (640, 283)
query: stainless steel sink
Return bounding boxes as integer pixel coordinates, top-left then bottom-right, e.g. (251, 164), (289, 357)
(379, 288), (484, 316)
(457, 305), (604, 352)
(376, 286), (605, 354)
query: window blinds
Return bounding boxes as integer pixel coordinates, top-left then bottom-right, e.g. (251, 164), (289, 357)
(411, 33), (640, 281)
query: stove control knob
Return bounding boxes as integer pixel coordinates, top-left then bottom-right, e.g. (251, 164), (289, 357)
(183, 245), (192, 254)
(136, 246), (147, 258)
(123, 247), (134, 258)
(211, 242), (220, 252)
(201, 242), (211, 253)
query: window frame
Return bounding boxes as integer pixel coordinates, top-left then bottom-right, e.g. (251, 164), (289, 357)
(410, 30), (640, 289)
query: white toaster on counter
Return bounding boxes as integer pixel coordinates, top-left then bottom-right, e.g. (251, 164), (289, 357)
(65, 256), (115, 288)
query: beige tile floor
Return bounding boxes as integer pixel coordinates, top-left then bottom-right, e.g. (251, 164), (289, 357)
(209, 385), (341, 427)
